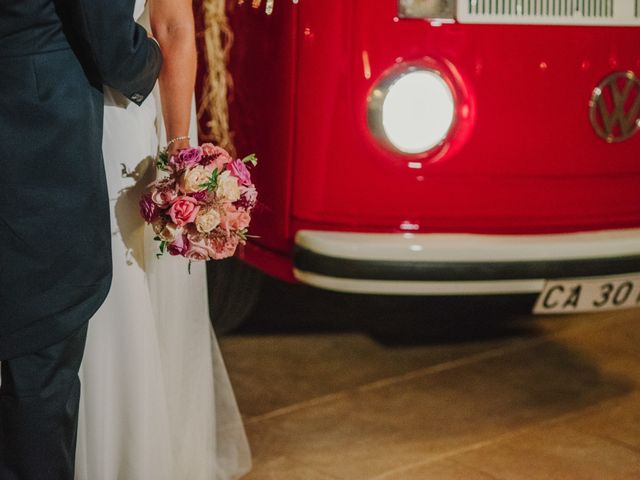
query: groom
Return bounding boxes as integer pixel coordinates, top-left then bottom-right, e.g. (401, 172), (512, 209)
(0, 0), (162, 478)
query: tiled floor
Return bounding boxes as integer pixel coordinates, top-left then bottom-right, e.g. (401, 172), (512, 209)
(219, 286), (640, 480)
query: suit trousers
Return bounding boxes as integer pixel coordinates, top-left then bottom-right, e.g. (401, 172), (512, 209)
(0, 323), (88, 480)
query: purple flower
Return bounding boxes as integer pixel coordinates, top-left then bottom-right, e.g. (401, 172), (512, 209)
(227, 159), (252, 186)
(191, 190), (208, 202)
(171, 147), (203, 170)
(139, 193), (159, 222)
(168, 234), (190, 256)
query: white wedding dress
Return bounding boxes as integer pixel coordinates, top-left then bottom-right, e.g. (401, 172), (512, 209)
(74, 3), (251, 479)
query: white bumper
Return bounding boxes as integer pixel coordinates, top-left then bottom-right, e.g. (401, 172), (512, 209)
(293, 229), (640, 295)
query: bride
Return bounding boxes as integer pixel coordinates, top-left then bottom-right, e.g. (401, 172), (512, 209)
(74, 1), (251, 479)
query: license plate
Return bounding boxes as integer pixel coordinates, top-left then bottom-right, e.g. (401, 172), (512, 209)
(534, 274), (640, 314)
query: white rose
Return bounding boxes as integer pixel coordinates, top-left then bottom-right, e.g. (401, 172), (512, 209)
(180, 165), (213, 194)
(215, 170), (241, 202)
(195, 209), (221, 233)
(159, 222), (182, 242)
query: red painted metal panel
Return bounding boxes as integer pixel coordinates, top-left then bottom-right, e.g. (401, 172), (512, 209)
(291, 0), (640, 233)
(225, 0), (640, 279)
(227, 1), (299, 254)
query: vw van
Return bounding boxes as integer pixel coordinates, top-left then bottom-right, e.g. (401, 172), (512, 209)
(206, 0), (640, 328)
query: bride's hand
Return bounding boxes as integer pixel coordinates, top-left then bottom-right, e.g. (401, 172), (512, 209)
(167, 137), (191, 157)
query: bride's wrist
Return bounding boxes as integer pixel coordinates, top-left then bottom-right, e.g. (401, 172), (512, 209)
(167, 135), (190, 149)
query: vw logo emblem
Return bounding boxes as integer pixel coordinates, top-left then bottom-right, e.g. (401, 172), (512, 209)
(589, 71), (640, 143)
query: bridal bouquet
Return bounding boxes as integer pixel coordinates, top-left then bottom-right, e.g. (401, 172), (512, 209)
(139, 143), (258, 261)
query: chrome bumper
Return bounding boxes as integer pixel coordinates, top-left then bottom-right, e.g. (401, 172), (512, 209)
(293, 229), (640, 295)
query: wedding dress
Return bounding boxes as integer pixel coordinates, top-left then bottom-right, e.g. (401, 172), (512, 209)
(75, 2), (251, 479)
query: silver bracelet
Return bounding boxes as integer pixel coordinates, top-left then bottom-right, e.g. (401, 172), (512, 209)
(167, 136), (190, 148)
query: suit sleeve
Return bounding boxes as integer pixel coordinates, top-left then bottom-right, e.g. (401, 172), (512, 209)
(69, 0), (163, 105)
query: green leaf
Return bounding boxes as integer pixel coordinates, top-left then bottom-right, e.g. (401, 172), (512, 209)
(242, 153), (258, 166)
(188, 260), (192, 275)
(237, 228), (248, 241)
(156, 148), (170, 171)
(199, 168), (220, 192)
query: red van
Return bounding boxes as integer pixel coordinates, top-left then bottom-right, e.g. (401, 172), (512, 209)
(207, 0), (640, 329)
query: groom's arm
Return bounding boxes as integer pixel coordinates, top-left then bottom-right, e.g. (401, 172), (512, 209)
(67, 0), (163, 105)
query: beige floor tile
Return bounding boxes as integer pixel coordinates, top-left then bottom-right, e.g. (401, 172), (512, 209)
(379, 459), (498, 480)
(223, 308), (640, 418)
(573, 308), (640, 361)
(241, 456), (338, 480)
(532, 308), (639, 337)
(221, 333), (515, 417)
(565, 392), (640, 450)
(452, 425), (640, 480)
(243, 339), (632, 480)
(551, 312), (640, 386)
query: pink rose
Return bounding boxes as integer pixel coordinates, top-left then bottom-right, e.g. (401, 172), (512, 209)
(168, 196), (200, 227)
(213, 157), (231, 171)
(150, 186), (178, 208)
(168, 234), (190, 256)
(200, 143), (233, 170)
(220, 204), (251, 231)
(227, 159), (252, 186)
(210, 235), (240, 260)
(185, 237), (216, 261)
(201, 143), (218, 157)
(139, 193), (159, 222)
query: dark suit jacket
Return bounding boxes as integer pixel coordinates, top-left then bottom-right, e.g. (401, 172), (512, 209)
(0, 0), (162, 359)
